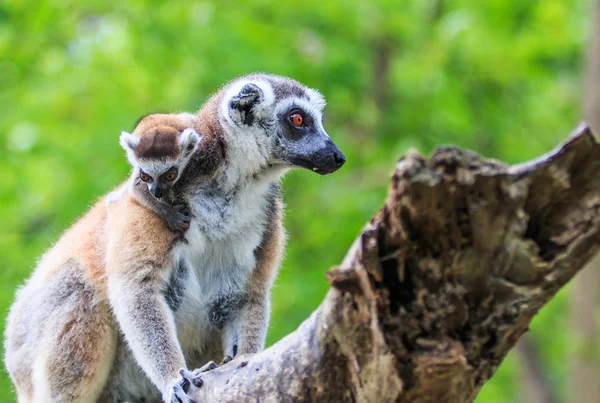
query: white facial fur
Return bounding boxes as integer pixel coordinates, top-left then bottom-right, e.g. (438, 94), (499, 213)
(119, 131), (141, 168)
(274, 96), (329, 138)
(217, 80), (276, 188)
(220, 79), (275, 128)
(217, 78), (330, 189)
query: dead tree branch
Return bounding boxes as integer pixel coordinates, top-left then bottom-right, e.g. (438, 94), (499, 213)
(188, 124), (600, 402)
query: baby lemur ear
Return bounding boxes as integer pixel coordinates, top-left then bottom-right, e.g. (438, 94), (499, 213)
(178, 128), (202, 159)
(227, 82), (273, 126)
(119, 131), (141, 167)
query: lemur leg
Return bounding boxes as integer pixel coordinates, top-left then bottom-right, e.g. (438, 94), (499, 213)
(222, 196), (283, 359)
(181, 303), (269, 388)
(31, 267), (117, 402)
(191, 293), (268, 379)
(207, 198), (283, 369)
(224, 293), (270, 357)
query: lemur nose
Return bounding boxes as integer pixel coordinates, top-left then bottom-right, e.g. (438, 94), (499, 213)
(333, 150), (346, 168)
(152, 188), (163, 198)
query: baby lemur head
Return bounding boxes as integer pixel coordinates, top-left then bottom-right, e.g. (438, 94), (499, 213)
(210, 73), (345, 177)
(119, 113), (202, 199)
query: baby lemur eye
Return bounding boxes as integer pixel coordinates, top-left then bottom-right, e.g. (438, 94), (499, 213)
(162, 169), (178, 182)
(139, 172), (151, 182)
(289, 111), (304, 127)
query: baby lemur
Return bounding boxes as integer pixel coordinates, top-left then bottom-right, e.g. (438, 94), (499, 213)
(4, 74), (346, 403)
(119, 112), (201, 232)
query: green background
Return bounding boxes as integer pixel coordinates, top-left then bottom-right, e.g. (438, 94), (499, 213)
(0, 0), (594, 401)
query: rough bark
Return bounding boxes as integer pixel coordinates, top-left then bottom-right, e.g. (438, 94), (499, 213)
(188, 124), (600, 403)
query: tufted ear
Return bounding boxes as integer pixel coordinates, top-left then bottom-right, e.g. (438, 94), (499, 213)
(226, 82), (273, 126)
(119, 131), (140, 167)
(178, 128), (202, 159)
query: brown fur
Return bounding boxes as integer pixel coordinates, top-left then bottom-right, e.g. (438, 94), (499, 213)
(4, 187), (182, 402)
(131, 114), (196, 138)
(105, 194), (178, 279)
(187, 93), (228, 178)
(131, 113), (198, 160)
(5, 125), (283, 401)
(136, 129), (179, 159)
(6, 75), (303, 402)
(251, 198), (285, 296)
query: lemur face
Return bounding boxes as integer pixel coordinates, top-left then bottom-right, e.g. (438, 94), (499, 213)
(120, 127), (201, 199)
(273, 96), (345, 175)
(222, 76), (346, 175)
(137, 165), (178, 199)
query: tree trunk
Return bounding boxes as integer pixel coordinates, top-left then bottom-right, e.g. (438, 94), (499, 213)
(567, 0), (600, 398)
(186, 124), (600, 402)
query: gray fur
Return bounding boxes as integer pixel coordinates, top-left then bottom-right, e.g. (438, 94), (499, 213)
(5, 261), (117, 402)
(124, 127), (201, 232)
(4, 74), (345, 402)
(164, 260), (189, 313)
(109, 74), (344, 400)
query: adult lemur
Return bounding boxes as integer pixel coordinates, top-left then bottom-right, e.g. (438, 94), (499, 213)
(4, 74), (345, 403)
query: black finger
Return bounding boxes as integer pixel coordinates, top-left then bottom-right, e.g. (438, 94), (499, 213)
(192, 376), (204, 388)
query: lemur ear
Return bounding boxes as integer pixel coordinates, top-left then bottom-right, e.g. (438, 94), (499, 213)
(228, 83), (265, 126)
(119, 131), (140, 167)
(178, 128), (202, 159)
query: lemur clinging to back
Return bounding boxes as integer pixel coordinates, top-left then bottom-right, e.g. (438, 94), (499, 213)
(4, 74), (346, 403)
(118, 112), (202, 232)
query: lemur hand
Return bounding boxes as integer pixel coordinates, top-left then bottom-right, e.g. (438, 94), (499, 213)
(164, 204), (192, 232)
(163, 371), (198, 403)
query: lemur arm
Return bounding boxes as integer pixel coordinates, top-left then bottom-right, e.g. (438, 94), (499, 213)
(108, 273), (186, 391)
(132, 177), (191, 232)
(106, 196), (193, 402)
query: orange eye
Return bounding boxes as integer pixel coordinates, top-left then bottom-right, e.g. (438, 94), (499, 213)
(164, 172), (177, 182)
(290, 113), (303, 127)
(139, 172), (151, 182)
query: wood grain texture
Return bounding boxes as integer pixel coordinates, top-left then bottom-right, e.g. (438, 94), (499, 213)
(185, 124), (600, 402)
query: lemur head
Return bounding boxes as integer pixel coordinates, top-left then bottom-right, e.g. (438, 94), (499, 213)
(216, 74), (345, 176)
(120, 113), (202, 199)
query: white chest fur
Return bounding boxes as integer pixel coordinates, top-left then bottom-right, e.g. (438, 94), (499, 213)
(182, 179), (272, 272)
(168, 180), (273, 350)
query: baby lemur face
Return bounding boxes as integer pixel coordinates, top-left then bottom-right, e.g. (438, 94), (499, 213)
(120, 125), (201, 200)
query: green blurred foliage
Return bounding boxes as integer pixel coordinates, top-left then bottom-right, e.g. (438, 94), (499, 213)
(0, 0), (594, 401)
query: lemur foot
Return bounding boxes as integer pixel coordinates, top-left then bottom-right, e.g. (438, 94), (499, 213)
(165, 204), (191, 232)
(198, 355), (232, 373)
(179, 367), (210, 396)
(163, 372), (197, 403)
(198, 361), (219, 372)
(177, 357), (232, 395)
